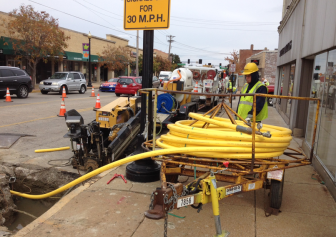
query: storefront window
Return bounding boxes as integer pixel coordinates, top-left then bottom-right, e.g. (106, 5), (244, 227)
(286, 64), (295, 117)
(315, 49), (336, 179)
(277, 67), (285, 104)
(74, 62), (79, 71)
(305, 52), (327, 146)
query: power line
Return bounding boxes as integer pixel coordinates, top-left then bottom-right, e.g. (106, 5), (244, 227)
(28, 0), (137, 38)
(170, 23), (276, 32)
(167, 35), (175, 56)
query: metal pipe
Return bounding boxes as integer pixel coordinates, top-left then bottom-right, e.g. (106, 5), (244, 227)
(153, 89), (157, 151)
(251, 94), (256, 173)
(310, 99), (320, 162)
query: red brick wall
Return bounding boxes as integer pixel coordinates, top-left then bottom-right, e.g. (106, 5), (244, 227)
(239, 49), (263, 73)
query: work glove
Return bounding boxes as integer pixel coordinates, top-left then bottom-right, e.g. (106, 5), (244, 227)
(246, 114), (253, 120)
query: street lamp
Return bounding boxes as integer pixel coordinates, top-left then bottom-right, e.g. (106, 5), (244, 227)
(87, 31), (92, 87)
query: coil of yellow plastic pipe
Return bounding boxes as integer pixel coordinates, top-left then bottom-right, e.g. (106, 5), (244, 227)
(156, 112), (292, 160)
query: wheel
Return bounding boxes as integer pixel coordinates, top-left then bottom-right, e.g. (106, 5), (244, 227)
(115, 93), (121, 97)
(41, 90), (48, 94)
(79, 85), (86, 94)
(17, 85), (29, 98)
(59, 86), (67, 95)
(267, 96), (274, 106)
(270, 171), (285, 209)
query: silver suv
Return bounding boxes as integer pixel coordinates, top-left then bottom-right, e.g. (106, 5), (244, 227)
(39, 71), (87, 95)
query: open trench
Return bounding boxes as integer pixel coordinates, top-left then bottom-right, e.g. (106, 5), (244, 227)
(0, 162), (82, 235)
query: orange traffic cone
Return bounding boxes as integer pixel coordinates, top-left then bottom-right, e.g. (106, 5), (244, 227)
(94, 94), (101, 110)
(4, 88), (13, 102)
(90, 86), (95, 97)
(60, 86), (67, 98)
(57, 98), (66, 117)
(194, 81), (199, 93)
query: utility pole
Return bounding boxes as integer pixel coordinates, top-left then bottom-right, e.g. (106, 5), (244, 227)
(136, 30), (139, 77)
(167, 35), (175, 62)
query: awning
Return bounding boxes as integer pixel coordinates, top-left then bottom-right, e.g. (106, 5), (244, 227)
(0, 36), (22, 55)
(65, 51), (83, 61)
(82, 55), (99, 63)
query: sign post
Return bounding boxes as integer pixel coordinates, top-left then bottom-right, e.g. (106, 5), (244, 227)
(124, 0), (171, 182)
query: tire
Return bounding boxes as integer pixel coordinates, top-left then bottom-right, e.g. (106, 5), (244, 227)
(270, 171), (285, 209)
(59, 86), (67, 95)
(17, 85), (29, 98)
(79, 85), (86, 94)
(41, 90), (48, 94)
(115, 93), (121, 97)
(267, 96), (274, 106)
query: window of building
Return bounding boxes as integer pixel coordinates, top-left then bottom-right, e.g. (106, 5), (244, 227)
(305, 50), (336, 181)
(74, 62), (79, 71)
(286, 64), (295, 117)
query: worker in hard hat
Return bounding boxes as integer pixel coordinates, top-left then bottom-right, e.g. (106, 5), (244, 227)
(228, 78), (233, 93)
(237, 63), (268, 122)
(261, 77), (270, 86)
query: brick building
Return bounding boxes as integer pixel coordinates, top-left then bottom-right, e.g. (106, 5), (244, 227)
(238, 44), (263, 73)
(246, 49), (278, 84)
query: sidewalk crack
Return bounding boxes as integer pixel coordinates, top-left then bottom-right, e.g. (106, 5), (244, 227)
(130, 215), (145, 237)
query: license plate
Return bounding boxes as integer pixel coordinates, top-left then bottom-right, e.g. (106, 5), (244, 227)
(122, 85), (127, 87)
(267, 169), (284, 181)
(226, 185), (242, 195)
(177, 195), (194, 208)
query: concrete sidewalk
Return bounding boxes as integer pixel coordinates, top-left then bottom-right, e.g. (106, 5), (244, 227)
(14, 106), (336, 237)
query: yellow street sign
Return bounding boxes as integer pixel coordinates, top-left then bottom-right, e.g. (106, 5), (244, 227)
(124, 0), (171, 30)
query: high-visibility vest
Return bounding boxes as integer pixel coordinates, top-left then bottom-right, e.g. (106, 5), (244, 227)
(233, 87), (237, 92)
(228, 81), (232, 89)
(237, 81), (268, 121)
(265, 81), (270, 86)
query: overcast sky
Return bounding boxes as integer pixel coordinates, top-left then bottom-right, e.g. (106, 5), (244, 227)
(2, 0), (283, 66)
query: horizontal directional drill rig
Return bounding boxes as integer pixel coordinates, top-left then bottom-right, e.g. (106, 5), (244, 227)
(63, 97), (141, 172)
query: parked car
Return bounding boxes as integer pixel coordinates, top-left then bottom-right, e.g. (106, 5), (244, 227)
(39, 71), (86, 95)
(0, 66), (33, 98)
(115, 76), (142, 96)
(99, 78), (119, 92)
(152, 76), (160, 88)
(266, 85), (283, 106)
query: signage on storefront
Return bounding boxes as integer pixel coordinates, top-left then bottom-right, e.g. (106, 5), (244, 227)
(251, 59), (259, 66)
(130, 51), (137, 58)
(124, 0), (171, 30)
(279, 40), (292, 57)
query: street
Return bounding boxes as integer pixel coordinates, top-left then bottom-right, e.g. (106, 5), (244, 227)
(0, 89), (118, 173)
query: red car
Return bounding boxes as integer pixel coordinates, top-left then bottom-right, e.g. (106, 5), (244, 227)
(115, 76), (142, 96)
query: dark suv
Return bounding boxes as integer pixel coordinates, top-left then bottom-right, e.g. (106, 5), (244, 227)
(0, 66), (33, 98)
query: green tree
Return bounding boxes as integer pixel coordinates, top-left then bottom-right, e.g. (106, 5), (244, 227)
(156, 55), (172, 73)
(170, 54), (181, 64)
(1, 5), (70, 86)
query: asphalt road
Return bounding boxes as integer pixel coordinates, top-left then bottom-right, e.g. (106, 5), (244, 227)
(0, 89), (119, 173)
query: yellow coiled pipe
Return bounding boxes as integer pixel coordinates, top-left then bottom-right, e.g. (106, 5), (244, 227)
(156, 113), (292, 160)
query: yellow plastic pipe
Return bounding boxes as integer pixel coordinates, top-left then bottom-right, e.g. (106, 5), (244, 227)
(35, 147), (70, 153)
(11, 146), (263, 199)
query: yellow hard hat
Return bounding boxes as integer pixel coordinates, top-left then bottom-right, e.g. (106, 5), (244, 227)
(242, 63), (259, 75)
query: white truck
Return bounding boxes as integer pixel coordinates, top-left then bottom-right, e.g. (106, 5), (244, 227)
(184, 65), (221, 107)
(158, 71), (172, 87)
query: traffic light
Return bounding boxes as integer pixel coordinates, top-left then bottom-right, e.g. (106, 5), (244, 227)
(219, 63), (222, 67)
(199, 59), (202, 64)
(188, 59), (190, 64)
(208, 63), (211, 66)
